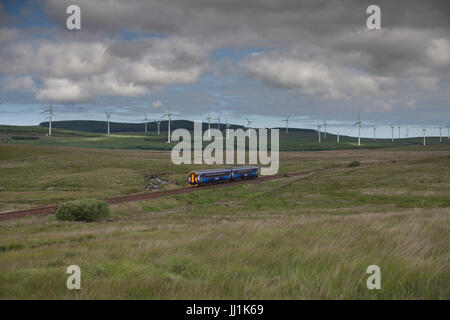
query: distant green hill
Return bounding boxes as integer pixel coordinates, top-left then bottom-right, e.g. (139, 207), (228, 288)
(39, 120), (246, 133)
(1, 121), (448, 151)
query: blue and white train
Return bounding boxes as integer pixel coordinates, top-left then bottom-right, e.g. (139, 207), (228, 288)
(188, 166), (259, 187)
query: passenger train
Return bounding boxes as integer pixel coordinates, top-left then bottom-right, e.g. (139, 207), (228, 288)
(188, 166), (259, 187)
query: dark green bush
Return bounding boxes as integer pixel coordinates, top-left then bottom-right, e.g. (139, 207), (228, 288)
(55, 199), (110, 222)
(347, 161), (360, 167)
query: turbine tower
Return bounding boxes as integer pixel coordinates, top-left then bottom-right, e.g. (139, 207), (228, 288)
(283, 116), (289, 133)
(246, 118), (253, 138)
(206, 113), (212, 138)
(352, 112), (361, 146)
(337, 131), (340, 143)
(162, 109), (172, 143)
(439, 126), (442, 142)
(398, 126), (401, 139)
(323, 120), (327, 138)
(373, 126), (377, 141)
(157, 120), (161, 135)
(105, 112), (111, 135)
(390, 125), (395, 142)
(406, 126), (409, 138)
(447, 121), (450, 140)
(225, 118), (230, 139)
(215, 114), (221, 130)
(143, 114), (149, 134)
(43, 100), (55, 136)
(317, 123), (322, 143)
(423, 128), (426, 146)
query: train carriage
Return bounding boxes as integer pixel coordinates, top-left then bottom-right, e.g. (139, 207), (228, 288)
(188, 166), (259, 187)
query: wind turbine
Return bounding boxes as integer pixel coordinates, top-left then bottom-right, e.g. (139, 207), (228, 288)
(283, 116), (289, 133)
(316, 123), (321, 142)
(215, 114), (221, 130)
(352, 112), (361, 146)
(162, 109), (172, 143)
(390, 125), (395, 142)
(406, 126), (409, 138)
(337, 131), (340, 143)
(225, 118), (231, 139)
(143, 114), (149, 134)
(398, 126), (401, 139)
(206, 113), (212, 138)
(439, 126), (442, 142)
(447, 121), (450, 140)
(42, 100), (55, 136)
(423, 128), (427, 146)
(373, 126), (377, 141)
(105, 112), (111, 135)
(323, 120), (327, 138)
(156, 120), (161, 135)
(246, 118), (253, 138)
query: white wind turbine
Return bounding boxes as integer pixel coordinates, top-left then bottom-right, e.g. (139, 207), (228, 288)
(156, 120), (161, 135)
(317, 123), (322, 143)
(246, 118), (253, 138)
(216, 114), (221, 130)
(337, 131), (340, 143)
(447, 121), (450, 140)
(439, 126), (442, 142)
(352, 112), (362, 146)
(283, 116), (289, 133)
(225, 118), (231, 139)
(398, 126), (401, 139)
(372, 126), (377, 141)
(105, 111), (111, 135)
(390, 125), (395, 142)
(323, 120), (327, 138)
(162, 109), (172, 143)
(206, 113), (212, 138)
(42, 100), (55, 136)
(423, 128), (427, 146)
(143, 114), (149, 134)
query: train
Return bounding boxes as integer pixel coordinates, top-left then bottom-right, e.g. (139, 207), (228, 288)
(188, 166), (259, 187)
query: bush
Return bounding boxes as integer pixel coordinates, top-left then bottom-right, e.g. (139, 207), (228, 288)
(55, 199), (110, 222)
(347, 161), (360, 167)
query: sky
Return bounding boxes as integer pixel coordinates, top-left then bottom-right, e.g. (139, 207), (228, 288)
(0, 0), (449, 138)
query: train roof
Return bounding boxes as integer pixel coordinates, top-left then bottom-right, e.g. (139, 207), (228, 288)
(191, 166), (259, 174)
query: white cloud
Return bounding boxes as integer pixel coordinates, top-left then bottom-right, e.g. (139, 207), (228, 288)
(415, 77), (440, 92)
(427, 38), (450, 67)
(3, 76), (35, 91)
(0, 36), (209, 102)
(152, 100), (163, 108)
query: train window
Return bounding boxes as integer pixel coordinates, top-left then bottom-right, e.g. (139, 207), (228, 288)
(203, 171), (230, 178)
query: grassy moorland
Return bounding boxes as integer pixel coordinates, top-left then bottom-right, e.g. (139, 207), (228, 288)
(2, 124), (449, 152)
(0, 144), (449, 299)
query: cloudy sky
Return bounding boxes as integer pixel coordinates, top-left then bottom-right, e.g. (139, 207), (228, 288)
(0, 0), (449, 137)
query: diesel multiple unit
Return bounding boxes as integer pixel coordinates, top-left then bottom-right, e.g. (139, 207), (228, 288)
(188, 166), (259, 186)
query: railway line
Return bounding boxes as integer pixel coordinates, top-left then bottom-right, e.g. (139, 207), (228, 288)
(0, 170), (312, 221)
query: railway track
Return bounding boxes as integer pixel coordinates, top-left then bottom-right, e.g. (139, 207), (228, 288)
(0, 170), (312, 221)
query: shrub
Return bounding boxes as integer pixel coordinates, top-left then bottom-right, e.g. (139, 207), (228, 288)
(55, 199), (110, 222)
(347, 161), (360, 167)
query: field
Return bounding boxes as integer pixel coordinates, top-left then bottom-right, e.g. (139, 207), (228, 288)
(0, 142), (449, 299)
(2, 124), (449, 152)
